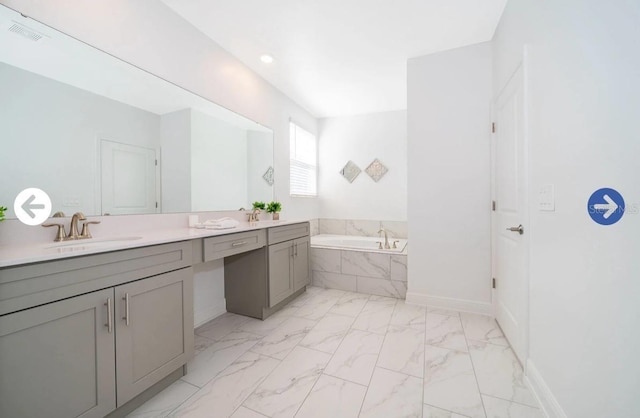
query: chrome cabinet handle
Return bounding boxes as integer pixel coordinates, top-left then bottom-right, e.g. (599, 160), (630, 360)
(105, 298), (113, 334)
(294, 243), (298, 257)
(232, 241), (247, 247)
(506, 224), (524, 235)
(123, 293), (130, 326)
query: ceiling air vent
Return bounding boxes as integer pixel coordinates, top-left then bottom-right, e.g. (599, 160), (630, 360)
(8, 21), (45, 42)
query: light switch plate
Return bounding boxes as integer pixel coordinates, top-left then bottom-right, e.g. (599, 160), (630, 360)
(539, 184), (555, 211)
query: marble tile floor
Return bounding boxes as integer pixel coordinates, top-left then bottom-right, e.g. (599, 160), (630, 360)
(127, 287), (543, 418)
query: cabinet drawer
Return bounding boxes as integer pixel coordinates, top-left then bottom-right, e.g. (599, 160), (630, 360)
(267, 222), (310, 245)
(203, 230), (266, 262)
(0, 241), (192, 316)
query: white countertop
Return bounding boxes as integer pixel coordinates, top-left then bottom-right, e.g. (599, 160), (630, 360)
(0, 219), (307, 268)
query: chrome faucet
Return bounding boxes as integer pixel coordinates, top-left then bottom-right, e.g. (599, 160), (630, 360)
(378, 228), (391, 249)
(43, 212), (100, 242)
(248, 208), (261, 222)
(68, 212), (86, 239)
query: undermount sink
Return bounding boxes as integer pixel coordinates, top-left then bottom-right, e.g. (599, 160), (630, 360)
(45, 236), (143, 250)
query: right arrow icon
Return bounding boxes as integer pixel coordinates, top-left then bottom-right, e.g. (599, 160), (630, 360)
(593, 194), (618, 219)
(587, 188), (625, 226)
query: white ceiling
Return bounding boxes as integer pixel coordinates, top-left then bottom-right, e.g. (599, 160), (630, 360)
(161, 0), (507, 118)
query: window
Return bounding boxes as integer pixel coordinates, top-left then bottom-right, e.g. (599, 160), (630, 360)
(289, 121), (317, 197)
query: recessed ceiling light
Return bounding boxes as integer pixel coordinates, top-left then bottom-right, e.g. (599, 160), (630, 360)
(260, 54), (274, 64)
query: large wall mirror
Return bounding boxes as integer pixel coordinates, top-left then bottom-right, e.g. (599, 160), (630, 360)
(0, 5), (274, 218)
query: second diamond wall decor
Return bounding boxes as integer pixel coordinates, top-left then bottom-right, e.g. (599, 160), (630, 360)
(365, 158), (389, 182)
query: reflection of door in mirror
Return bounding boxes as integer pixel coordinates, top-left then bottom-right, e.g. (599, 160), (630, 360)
(100, 140), (159, 215)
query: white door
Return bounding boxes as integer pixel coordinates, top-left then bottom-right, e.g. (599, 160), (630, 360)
(492, 63), (528, 363)
(101, 140), (158, 215)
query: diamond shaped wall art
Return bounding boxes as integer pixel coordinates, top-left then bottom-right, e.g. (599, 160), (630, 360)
(340, 160), (361, 183)
(365, 159), (388, 182)
(263, 166), (274, 185)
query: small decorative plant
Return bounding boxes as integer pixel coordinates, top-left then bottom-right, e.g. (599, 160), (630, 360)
(266, 201), (282, 220)
(252, 201), (266, 210)
(0, 206), (7, 222)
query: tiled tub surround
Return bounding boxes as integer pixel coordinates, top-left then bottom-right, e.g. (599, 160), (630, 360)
(313, 218), (408, 239)
(310, 241), (408, 298)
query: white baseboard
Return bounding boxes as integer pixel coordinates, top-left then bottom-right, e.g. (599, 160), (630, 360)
(525, 359), (567, 418)
(194, 299), (227, 328)
(405, 291), (492, 315)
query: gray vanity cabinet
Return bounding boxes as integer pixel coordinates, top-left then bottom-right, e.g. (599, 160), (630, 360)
(268, 235), (311, 307)
(0, 241), (194, 418)
(114, 268), (194, 406)
(224, 222), (311, 319)
(0, 288), (116, 418)
(292, 236), (311, 291)
(268, 240), (296, 306)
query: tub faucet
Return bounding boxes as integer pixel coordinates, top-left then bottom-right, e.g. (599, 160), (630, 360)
(378, 228), (390, 249)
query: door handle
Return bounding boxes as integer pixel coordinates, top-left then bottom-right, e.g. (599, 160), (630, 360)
(105, 298), (113, 334)
(294, 243), (298, 257)
(506, 224), (524, 235)
(123, 293), (130, 326)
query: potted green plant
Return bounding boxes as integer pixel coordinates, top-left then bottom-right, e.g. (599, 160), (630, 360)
(266, 201), (282, 220)
(252, 201), (266, 210)
(0, 206), (7, 222)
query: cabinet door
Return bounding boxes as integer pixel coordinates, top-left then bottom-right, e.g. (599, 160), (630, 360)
(268, 240), (294, 307)
(0, 289), (116, 418)
(293, 236), (311, 291)
(115, 267), (193, 406)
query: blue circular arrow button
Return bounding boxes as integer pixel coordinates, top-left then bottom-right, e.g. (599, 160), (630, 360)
(587, 188), (625, 225)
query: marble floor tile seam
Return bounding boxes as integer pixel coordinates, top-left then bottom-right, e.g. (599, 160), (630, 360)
(463, 327), (540, 410)
(354, 326), (392, 418)
(290, 309), (357, 321)
(242, 324), (354, 416)
(156, 380), (205, 418)
(479, 393), (543, 410)
(423, 342), (471, 355)
(247, 348), (288, 362)
(306, 324), (384, 387)
(423, 402), (474, 418)
(461, 322), (491, 418)
(232, 405), (269, 418)
(465, 337), (518, 351)
(287, 372), (366, 418)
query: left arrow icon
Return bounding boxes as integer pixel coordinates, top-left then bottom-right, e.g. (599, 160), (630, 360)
(13, 188), (52, 226)
(21, 194), (46, 219)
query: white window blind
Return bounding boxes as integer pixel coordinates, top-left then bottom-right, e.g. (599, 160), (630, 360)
(290, 122), (317, 197)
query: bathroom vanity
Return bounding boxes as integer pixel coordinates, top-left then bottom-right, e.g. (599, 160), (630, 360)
(0, 220), (310, 418)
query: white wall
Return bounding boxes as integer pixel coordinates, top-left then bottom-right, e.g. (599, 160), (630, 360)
(160, 109), (191, 213)
(318, 110), (407, 220)
(247, 130), (275, 206)
(493, 1), (640, 417)
(190, 109), (248, 211)
(406, 42), (492, 311)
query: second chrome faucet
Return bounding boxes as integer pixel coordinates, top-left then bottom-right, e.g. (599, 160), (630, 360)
(43, 212), (101, 242)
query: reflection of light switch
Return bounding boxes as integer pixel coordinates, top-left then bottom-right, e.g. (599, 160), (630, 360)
(63, 197), (81, 207)
(539, 185), (555, 211)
